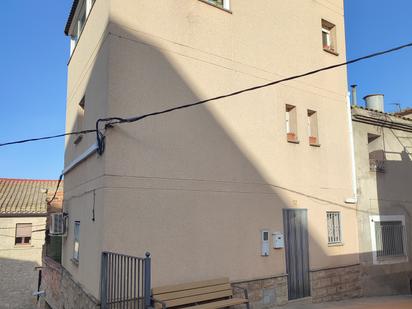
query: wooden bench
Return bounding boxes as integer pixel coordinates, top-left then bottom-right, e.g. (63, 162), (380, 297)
(152, 278), (249, 309)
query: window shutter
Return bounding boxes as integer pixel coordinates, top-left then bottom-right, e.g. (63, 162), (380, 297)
(16, 223), (32, 238)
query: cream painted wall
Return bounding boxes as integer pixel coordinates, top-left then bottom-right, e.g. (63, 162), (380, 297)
(0, 216), (46, 308)
(63, 0), (359, 299)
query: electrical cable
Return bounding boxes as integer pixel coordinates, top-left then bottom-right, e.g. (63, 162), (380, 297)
(1, 41), (412, 152)
(3, 42), (412, 202)
(112, 41), (412, 126)
(46, 174), (64, 206)
(0, 129), (96, 147)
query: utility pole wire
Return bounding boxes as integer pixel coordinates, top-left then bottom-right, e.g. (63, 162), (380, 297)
(2, 41), (412, 149)
(112, 41), (412, 125)
(0, 129), (96, 147)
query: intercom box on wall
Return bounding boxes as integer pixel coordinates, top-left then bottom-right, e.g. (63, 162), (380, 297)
(261, 230), (270, 256)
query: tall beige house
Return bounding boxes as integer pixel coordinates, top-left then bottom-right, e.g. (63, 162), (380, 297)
(45, 0), (362, 308)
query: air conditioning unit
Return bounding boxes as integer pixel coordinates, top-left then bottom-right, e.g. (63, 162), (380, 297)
(50, 213), (67, 236)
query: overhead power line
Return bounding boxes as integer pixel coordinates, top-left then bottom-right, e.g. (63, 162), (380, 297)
(46, 174), (64, 206)
(1, 41), (412, 150)
(0, 129), (96, 147)
(105, 40), (412, 126)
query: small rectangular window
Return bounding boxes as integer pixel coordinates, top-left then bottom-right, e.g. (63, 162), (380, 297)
(69, 0), (96, 54)
(322, 19), (337, 54)
(73, 221), (80, 262)
(74, 96), (85, 145)
(368, 133), (385, 172)
(307, 110), (319, 145)
(327, 212), (342, 244)
(286, 105), (298, 143)
(15, 223), (32, 245)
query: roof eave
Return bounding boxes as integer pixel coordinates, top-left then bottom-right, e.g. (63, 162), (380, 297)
(64, 0), (80, 36)
(0, 213), (48, 218)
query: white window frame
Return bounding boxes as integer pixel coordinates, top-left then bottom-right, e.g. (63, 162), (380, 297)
(327, 211), (343, 245)
(204, 0), (230, 10)
(69, 0), (95, 55)
(370, 215), (408, 265)
(286, 109), (291, 134)
(322, 27), (331, 48)
(73, 221), (80, 262)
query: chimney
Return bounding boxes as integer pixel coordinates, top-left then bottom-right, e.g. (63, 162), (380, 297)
(350, 85), (358, 106)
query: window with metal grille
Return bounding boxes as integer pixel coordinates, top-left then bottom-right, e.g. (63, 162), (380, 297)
(374, 221), (406, 258)
(327, 212), (342, 244)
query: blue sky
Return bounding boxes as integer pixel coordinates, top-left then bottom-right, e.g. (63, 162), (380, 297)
(0, 0), (411, 179)
(345, 0), (412, 112)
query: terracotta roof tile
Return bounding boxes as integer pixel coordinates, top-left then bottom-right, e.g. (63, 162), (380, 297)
(0, 178), (63, 216)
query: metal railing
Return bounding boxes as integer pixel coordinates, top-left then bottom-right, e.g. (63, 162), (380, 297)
(375, 224), (406, 259)
(100, 251), (151, 309)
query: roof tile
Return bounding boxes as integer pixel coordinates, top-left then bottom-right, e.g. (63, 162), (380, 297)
(0, 178), (63, 216)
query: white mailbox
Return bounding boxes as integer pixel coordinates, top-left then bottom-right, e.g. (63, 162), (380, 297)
(273, 232), (284, 249)
(261, 230), (270, 256)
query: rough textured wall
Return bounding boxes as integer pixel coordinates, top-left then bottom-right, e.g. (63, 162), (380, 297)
(41, 257), (99, 309)
(310, 264), (362, 303)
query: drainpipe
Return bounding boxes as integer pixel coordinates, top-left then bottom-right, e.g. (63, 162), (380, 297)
(345, 89), (358, 204)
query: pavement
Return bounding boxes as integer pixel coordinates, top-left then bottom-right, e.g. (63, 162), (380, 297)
(281, 296), (412, 309)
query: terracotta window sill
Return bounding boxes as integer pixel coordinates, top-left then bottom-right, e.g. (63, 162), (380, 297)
(287, 139), (300, 144)
(310, 143), (321, 147)
(323, 48), (339, 56)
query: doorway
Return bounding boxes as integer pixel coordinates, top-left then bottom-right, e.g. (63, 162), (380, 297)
(283, 209), (311, 300)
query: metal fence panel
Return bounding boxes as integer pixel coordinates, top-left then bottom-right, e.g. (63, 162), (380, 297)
(101, 252), (151, 309)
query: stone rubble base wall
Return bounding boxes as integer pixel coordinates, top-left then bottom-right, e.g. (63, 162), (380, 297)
(310, 264), (363, 303)
(40, 260), (362, 309)
(232, 275), (288, 309)
(39, 257), (99, 309)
